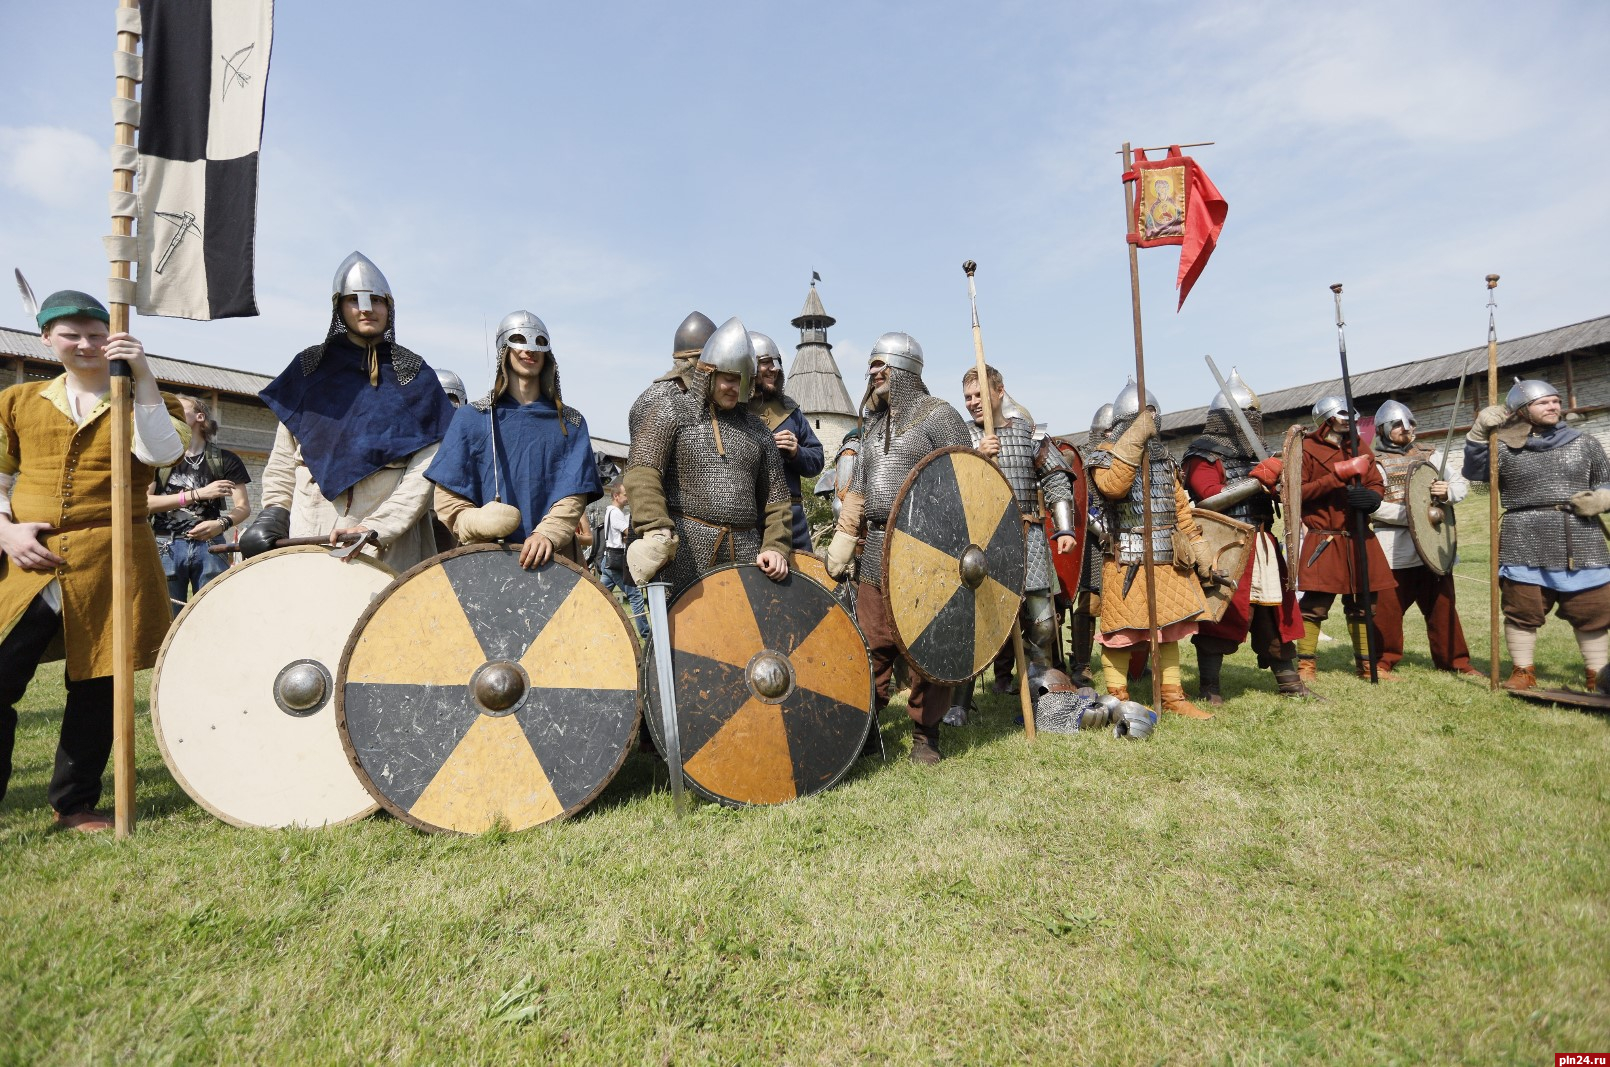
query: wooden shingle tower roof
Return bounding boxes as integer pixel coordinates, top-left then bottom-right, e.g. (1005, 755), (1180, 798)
(786, 281), (855, 417)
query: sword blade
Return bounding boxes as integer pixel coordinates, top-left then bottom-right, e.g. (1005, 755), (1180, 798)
(1203, 355), (1271, 461)
(646, 581), (686, 816)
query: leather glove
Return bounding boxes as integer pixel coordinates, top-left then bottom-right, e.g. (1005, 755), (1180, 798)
(1111, 409), (1157, 467)
(1466, 404), (1510, 443)
(1249, 456), (1283, 489)
(627, 528), (677, 585)
(1345, 485), (1382, 513)
(825, 530), (858, 580)
(1334, 454), (1372, 480)
(1570, 489), (1610, 517)
(456, 501), (522, 543)
(237, 505), (289, 558)
(1189, 538), (1218, 581)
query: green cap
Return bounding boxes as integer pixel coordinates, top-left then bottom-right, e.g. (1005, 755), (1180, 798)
(37, 290), (110, 331)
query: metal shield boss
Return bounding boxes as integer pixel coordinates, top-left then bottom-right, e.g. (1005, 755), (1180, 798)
(1280, 425), (1305, 591)
(152, 547), (393, 828)
(1046, 442), (1089, 597)
(1406, 461), (1459, 576)
(336, 546), (641, 834)
(1193, 511), (1256, 623)
(883, 446), (1027, 685)
(643, 564), (874, 806)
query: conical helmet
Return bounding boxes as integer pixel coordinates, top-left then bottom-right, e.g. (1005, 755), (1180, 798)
(1374, 399), (1415, 433)
(497, 310), (551, 354)
(1089, 402), (1116, 437)
(699, 316), (756, 401)
(1112, 377), (1159, 421)
(331, 251), (390, 312)
(867, 332), (924, 375)
(1506, 378), (1559, 411)
(1208, 368), (1259, 412)
(674, 311), (717, 359)
(1312, 395), (1356, 426)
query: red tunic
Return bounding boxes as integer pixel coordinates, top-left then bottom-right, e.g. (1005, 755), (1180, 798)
(1182, 454), (1304, 644)
(1297, 435), (1394, 595)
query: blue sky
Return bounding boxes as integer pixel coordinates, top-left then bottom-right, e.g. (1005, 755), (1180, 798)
(2, 1), (1606, 440)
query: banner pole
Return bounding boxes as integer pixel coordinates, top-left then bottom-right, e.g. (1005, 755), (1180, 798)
(108, 0), (141, 838)
(1485, 274), (1502, 689)
(1120, 143), (1165, 700)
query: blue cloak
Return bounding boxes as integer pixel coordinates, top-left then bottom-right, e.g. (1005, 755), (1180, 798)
(259, 335), (455, 500)
(426, 395), (603, 542)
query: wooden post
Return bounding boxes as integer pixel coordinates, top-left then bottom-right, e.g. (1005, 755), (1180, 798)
(1486, 274), (1502, 690)
(963, 260), (1036, 740)
(109, 0), (141, 837)
(1120, 143), (1165, 699)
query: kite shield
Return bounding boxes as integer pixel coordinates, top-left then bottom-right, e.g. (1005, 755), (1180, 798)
(1193, 510), (1255, 623)
(337, 546), (641, 834)
(882, 446), (1026, 685)
(152, 547), (392, 829)
(1047, 441), (1089, 596)
(643, 564), (874, 807)
(1280, 425), (1305, 591)
(1407, 461), (1459, 576)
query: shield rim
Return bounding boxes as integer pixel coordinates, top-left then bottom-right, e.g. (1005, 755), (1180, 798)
(645, 562), (876, 807)
(335, 543), (642, 834)
(1280, 425), (1305, 591)
(881, 445), (1027, 686)
(1406, 461), (1458, 577)
(1193, 510), (1256, 624)
(151, 545), (393, 829)
(1507, 687), (1610, 713)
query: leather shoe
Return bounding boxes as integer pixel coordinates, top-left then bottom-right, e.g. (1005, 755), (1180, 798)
(909, 733), (942, 765)
(53, 809), (112, 833)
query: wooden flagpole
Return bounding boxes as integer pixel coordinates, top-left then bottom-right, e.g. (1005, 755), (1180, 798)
(1485, 274), (1502, 689)
(1120, 143), (1165, 699)
(108, 0), (141, 837)
(963, 260), (1035, 740)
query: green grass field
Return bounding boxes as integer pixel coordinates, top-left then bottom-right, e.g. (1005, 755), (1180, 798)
(3, 497), (1607, 1065)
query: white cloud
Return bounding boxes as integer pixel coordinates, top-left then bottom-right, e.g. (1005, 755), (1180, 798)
(0, 126), (103, 208)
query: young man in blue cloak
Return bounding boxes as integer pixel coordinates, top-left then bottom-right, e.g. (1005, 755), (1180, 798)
(242, 252), (455, 572)
(427, 311), (602, 567)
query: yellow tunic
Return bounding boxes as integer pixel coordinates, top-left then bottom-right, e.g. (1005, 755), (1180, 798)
(1092, 450), (1207, 635)
(0, 378), (186, 679)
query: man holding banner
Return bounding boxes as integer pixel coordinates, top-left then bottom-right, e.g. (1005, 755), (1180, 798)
(0, 293), (186, 832)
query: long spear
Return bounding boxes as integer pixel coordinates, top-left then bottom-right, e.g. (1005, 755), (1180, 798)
(963, 260), (1036, 740)
(107, 0), (141, 838)
(1330, 284), (1378, 684)
(1120, 144), (1165, 699)
(1485, 274), (1502, 688)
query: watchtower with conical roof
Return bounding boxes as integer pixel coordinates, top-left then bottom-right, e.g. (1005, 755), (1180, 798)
(786, 280), (857, 459)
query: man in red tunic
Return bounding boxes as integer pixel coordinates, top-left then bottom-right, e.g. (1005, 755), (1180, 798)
(1180, 371), (1310, 701)
(1293, 396), (1396, 682)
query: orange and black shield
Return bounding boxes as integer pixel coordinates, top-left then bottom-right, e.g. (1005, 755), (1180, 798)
(337, 546), (641, 834)
(643, 564), (873, 807)
(883, 446), (1026, 685)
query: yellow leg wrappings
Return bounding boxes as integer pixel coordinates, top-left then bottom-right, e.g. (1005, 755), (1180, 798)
(1102, 647), (1131, 692)
(1348, 622), (1370, 662)
(1159, 642), (1181, 688)
(1298, 620), (1322, 659)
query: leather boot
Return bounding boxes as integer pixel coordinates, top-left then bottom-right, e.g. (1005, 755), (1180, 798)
(909, 728), (942, 765)
(1159, 683), (1212, 720)
(1274, 668), (1324, 700)
(1196, 651), (1225, 707)
(1297, 656), (1318, 685)
(1586, 668), (1600, 692)
(1357, 662), (1401, 681)
(1068, 612), (1096, 688)
(1106, 685), (1129, 702)
(1502, 665), (1537, 691)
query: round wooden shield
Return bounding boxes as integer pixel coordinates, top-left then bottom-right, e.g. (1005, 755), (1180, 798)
(1280, 425), (1306, 591)
(791, 551), (833, 589)
(152, 547), (392, 828)
(1407, 461), (1458, 576)
(643, 564), (873, 806)
(1047, 442), (1089, 597)
(882, 446), (1026, 685)
(1194, 510), (1255, 623)
(336, 545), (641, 834)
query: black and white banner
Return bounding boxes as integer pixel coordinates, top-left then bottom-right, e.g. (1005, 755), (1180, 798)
(135, 0), (273, 320)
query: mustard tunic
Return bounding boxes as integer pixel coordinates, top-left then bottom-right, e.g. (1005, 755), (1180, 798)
(0, 378), (186, 680)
